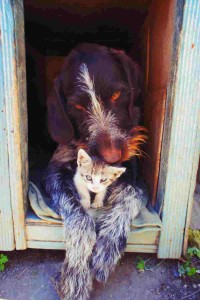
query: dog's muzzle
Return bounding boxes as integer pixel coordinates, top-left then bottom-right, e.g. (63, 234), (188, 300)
(93, 132), (124, 163)
(99, 147), (122, 163)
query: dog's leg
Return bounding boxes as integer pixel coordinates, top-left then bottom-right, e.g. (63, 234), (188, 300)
(44, 162), (96, 300)
(60, 194), (96, 300)
(90, 184), (142, 282)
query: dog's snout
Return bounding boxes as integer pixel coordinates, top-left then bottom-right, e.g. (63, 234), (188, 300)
(94, 132), (124, 163)
(99, 147), (122, 163)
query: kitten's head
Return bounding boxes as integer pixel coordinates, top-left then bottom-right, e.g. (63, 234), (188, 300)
(77, 149), (126, 193)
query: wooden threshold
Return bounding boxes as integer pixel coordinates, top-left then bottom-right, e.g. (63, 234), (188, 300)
(25, 212), (160, 253)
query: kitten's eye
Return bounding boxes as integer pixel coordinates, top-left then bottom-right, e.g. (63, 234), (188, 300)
(86, 175), (92, 181)
(100, 178), (107, 183)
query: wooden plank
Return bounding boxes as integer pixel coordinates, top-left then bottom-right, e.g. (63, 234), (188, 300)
(142, 0), (176, 205)
(0, 1), (16, 250)
(143, 89), (167, 204)
(1, 0), (28, 250)
(128, 230), (160, 245)
(14, 1), (29, 218)
(125, 244), (157, 253)
(183, 119), (200, 253)
(158, 0), (200, 258)
(155, 0), (185, 214)
(26, 223), (160, 246)
(26, 225), (64, 242)
(26, 208), (161, 248)
(27, 241), (65, 250)
(27, 241), (157, 253)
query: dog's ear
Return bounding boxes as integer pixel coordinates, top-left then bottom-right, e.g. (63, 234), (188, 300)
(109, 48), (143, 120)
(47, 77), (74, 145)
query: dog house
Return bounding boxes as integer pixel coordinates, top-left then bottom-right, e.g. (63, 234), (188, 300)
(0, 0), (200, 259)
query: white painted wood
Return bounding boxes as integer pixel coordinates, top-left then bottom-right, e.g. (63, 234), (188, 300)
(128, 230), (160, 245)
(158, 0), (200, 258)
(27, 241), (157, 253)
(26, 225), (64, 242)
(27, 241), (66, 250)
(0, 0), (27, 250)
(183, 117), (200, 254)
(0, 1), (16, 250)
(26, 222), (160, 245)
(125, 244), (157, 253)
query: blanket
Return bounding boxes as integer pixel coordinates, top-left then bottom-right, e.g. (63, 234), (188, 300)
(29, 181), (162, 234)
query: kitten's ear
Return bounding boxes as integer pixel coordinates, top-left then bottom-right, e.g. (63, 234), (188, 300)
(77, 149), (92, 165)
(109, 167), (126, 178)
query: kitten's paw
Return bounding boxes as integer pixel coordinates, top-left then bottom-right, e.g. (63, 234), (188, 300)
(91, 201), (103, 209)
(81, 198), (91, 209)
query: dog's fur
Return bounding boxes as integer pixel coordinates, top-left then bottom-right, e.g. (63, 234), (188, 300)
(44, 43), (145, 300)
(44, 145), (142, 300)
(47, 43), (144, 163)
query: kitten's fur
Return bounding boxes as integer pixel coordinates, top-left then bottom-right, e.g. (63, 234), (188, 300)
(74, 149), (126, 209)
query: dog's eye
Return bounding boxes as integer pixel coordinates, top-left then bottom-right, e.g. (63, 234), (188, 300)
(86, 175), (92, 181)
(74, 104), (85, 111)
(111, 91), (121, 102)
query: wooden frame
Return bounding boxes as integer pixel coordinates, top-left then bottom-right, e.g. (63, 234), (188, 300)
(0, 0), (28, 250)
(142, 0), (178, 206)
(158, 0), (200, 258)
(25, 211), (160, 253)
(0, 0), (15, 249)
(0, 0), (199, 258)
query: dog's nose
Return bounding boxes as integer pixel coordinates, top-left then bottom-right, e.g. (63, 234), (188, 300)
(100, 148), (122, 163)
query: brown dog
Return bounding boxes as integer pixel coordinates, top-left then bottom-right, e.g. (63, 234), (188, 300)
(47, 43), (144, 164)
(44, 43), (145, 300)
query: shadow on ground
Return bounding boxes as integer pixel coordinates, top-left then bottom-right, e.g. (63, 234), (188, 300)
(0, 250), (200, 300)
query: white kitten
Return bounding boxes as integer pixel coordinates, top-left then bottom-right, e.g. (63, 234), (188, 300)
(74, 149), (126, 209)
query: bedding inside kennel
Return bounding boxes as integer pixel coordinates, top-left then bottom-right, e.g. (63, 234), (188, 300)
(1, 0), (199, 257)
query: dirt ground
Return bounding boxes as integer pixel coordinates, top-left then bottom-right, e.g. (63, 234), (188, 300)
(0, 249), (200, 300)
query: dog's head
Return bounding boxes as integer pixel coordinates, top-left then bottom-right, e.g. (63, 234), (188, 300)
(47, 43), (145, 163)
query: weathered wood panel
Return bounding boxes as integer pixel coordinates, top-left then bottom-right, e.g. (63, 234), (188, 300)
(0, 0), (28, 250)
(155, 0), (185, 215)
(13, 0), (29, 218)
(26, 209), (160, 253)
(27, 241), (157, 253)
(0, 1), (16, 250)
(126, 244), (157, 253)
(27, 240), (65, 250)
(142, 0), (176, 205)
(183, 119), (200, 253)
(26, 225), (64, 242)
(26, 223), (160, 246)
(158, 0), (200, 258)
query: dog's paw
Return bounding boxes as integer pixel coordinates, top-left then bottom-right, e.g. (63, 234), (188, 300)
(91, 201), (103, 209)
(95, 269), (108, 283)
(81, 198), (91, 209)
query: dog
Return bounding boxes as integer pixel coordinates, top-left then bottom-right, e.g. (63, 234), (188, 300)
(47, 43), (144, 164)
(44, 43), (145, 300)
